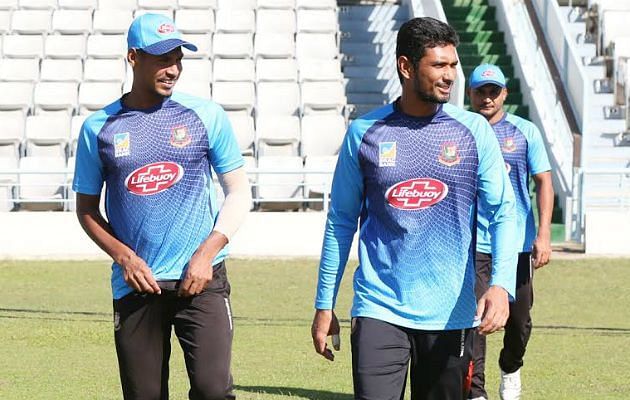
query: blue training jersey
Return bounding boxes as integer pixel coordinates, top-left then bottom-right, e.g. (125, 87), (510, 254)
(73, 92), (244, 299)
(477, 113), (551, 254)
(315, 101), (518, 330)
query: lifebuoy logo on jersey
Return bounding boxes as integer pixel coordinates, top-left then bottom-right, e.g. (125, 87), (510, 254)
(385, 178), (448, 210)
(125, 162), (183, 196)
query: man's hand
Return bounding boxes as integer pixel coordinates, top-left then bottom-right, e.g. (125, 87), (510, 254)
(476, 285), (509, 335)
(120, 253), (161, 294)
(532, 233), (552, 269)
(311, 309), (340, 361)
(178, 252), (213, 297)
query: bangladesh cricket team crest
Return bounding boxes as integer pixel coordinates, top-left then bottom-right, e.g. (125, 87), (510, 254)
(170, 125), (191, 148)
(502, 137), (517, 153)
(438, 142), (460, 166)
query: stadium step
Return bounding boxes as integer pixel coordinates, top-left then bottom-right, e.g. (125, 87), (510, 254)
(340, 3), (406, 113)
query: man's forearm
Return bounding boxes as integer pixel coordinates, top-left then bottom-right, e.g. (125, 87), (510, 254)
(534, 172), (554, 236)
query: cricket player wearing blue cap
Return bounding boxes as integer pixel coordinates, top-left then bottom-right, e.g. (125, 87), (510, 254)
(73, 13), (251, 399)
(467, 64), (554, 400)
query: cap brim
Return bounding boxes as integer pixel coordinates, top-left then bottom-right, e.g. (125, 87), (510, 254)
(469, 80), (506, 89)
(141, 38), (198, 55)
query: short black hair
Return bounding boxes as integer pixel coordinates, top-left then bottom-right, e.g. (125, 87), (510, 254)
(396, 17), (459, 83)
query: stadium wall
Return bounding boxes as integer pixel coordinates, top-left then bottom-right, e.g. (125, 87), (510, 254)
(0, 212), (359, 260)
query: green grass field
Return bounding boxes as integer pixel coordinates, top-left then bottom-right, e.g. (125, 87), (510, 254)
(1, 257), (629, 399)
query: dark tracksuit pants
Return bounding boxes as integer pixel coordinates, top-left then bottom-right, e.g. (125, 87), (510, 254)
(469, 252), (533, 399)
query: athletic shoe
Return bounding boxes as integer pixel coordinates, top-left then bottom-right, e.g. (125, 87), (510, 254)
(470, 397), (487, 400)
(499, 368), (521, 400)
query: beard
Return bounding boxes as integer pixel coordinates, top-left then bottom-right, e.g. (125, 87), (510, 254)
(412, 74), (450, 104)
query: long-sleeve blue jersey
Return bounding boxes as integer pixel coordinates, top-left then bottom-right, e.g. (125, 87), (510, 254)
(477, 113), (551, 254)
(315, 101), (518, 330)
(73, 92), (244, 299)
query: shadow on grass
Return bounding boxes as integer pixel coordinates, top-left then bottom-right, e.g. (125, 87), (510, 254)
(235, 385), (352, 400)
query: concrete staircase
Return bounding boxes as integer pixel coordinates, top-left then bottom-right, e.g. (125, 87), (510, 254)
(441, 0), (529, 118)
(338, 2), (407, 119)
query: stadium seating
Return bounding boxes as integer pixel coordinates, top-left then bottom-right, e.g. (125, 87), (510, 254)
(0, 156), (18, 211)
(256, 155), (303, 210)
(0, 0), (347, 212)
(17, 155), (66, 211)
(303, 154), (336, 210)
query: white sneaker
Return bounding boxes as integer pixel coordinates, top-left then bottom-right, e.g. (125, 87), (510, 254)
(499, 368), (522, 400)
(470, 397), (487, 400)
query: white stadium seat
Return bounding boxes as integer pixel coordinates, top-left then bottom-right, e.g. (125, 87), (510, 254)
(19, 0), (57, 9)
(52, 9), (93, 34)
(227, 112), (255, 155)
(300, 114), (345, 157)
(300, 81), (346, 114)
(601, 10), (630, 51)
(45, 34), (86, 58)
(138, 0), (177, 9)
(0, 156), (18, 211)
(211, 81), (255, 112)
(217, 0), (255, 9)
(256, 58), (297, 82)
(296, 0), (336, 9)
(87, 34), (127, 59)
(70, 114), (87, 154)
(180, 58), (213, 84)
(296, 33), (338, 60)
(256, 115), (300, 146)
(133, 9), (173, 19)
(212, 33), (253, 58)
(174, 80), (211, 99)
(0, 110), (25, 148)
(17, 155), (67, 211)
(256, 155), (303, 209)
(304, 154), (336, 209)
(254, 33), (295, 58)
(0, 58), (40, 82)
(40, 59), (84, 82)
(24, 114), (70, 157)
(0, 10), (10, 33)
(84, 59), (127, 82)
(257, 0), (295, 9)
(98, 0), (138, 10)
(34, 82), (78, 112)
(58, 0), (98, 9)
(178, 0), (217, 9)
(11, 10), (51, 34)
(0, 0), (17, 10)
(0, 82), (34, 112)
(256, 9), (296, 33)
(256, 81), (300, 115)
(213, 58), (255, 82)
(175, 9), (215, 33)
(78, 82), (122, 113)
(298, 58), (342, 82)
(215, 9), (255, 33)
(93, 9), (134, 34)
(3, 34), (44, 58)
(181, 33), (212, 58)
(297, 9), (338, 33)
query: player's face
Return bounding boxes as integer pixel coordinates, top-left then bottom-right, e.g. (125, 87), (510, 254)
(411, 45), (459, 104)
(468, 84), (507, 121)
(132, 47), (183, 98)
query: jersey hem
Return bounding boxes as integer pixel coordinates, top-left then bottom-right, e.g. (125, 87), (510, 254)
(351, 310), (477, 331)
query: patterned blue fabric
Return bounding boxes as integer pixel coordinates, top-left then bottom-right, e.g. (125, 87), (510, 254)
(73, 92), (243, 299)
(477, 113), (551, 254)
(315, 101), (517, 330)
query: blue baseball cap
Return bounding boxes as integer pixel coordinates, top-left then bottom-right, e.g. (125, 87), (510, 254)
(127, 13), (197, 55)
(469, 64), (506, 89)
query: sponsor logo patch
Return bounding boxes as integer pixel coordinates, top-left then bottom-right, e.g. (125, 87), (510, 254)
(502, 137), (517, 153)
(170, 125), (191, 148)
(114, 132), (130, 158)
(438, 142), (460, 166)
(379, 142), (396, 167)
(385, 178), (448, 210)
(157, 23), (175, 34)
(125, 162), (184, 196)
